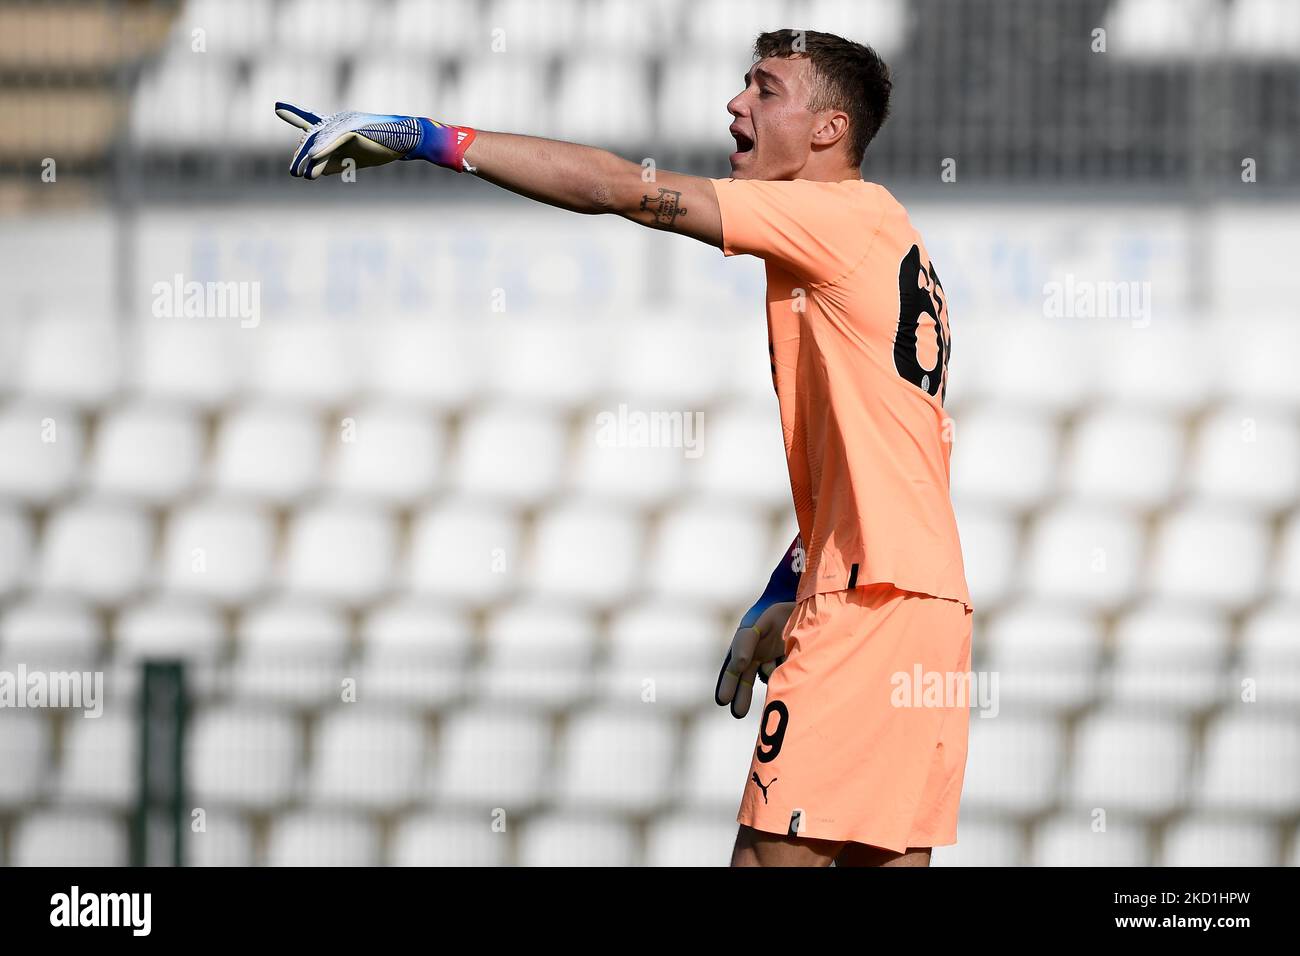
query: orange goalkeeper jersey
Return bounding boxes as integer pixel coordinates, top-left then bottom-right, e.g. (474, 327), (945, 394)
(711, 177), (971, 610)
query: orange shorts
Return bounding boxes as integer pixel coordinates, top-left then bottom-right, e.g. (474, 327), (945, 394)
(737, 584), (973, 854)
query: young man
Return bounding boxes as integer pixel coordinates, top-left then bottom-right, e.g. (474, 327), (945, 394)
(278, 29), (972, 868)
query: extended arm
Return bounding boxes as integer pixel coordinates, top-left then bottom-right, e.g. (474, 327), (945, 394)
(274, 103), (722, 247)
(464, 131), (722, 247)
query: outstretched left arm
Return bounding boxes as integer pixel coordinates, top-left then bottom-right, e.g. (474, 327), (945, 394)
(275, 102), (722, 247)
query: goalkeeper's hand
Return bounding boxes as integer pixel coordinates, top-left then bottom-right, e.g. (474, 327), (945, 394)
(274, 101), (477, 180)
(714, 601), (795, 719)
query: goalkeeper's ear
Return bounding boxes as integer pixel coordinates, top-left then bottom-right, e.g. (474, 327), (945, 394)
(274, 101), (322, 130)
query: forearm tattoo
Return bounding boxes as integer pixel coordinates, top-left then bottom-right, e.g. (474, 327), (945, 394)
(640, 187), (688, 226)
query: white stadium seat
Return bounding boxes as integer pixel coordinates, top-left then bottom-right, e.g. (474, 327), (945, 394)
(380, 0), (484, 55)
(391, 814), (511, 866)
(688, 401), (791, 508)
(525, 499), (644, 606)
(0, 506), (33, 594)
(554, 58), (653, 144)
(274, 0), (374, 56)
(1148, 505), (1268, 608)
(606, 318), (735, 406)
(232, 599), (350, 706)
(212, 405), (324, 503)
(307, 710), (427, 811)
(114, 597), (224, 664)
(803, 0), (909, 57)
(983, 605), (1102, 712)
(1214, 319), (1300, 409)
(931, 817), (1026, 867)
(265, 810), (380, 866)
(517, 814), (637, 867)
(1273, 512), (1300, 599)
(0, 712), (50, 807)
(683, 0), (789, 51)
(407, 498), (521, 603)
(450, 405), (569, 506)
(0, 597), (102, 668)
(18, 317), (120, 406)
(658, 56), (744, 150)
(961, 715), (1064, 816)
(602, 602), (722, 710)
(680, 709), (765, 809)
(1237, 603), (1300, 708)
(1228, 0), (1300, 56)
(166, 0), (274, 58)
(1062, 407), (1183, 509)
(131, 50), (238, 149)
(556, 707), (678, 814)
(185, 812), (254, 867)
(1194, 713), (1300, 815)
(648, 500), (769, 605)
(950, 405), (1059, 510)
(476, 601), (596, 709)
(440, 59), (551, 140)
(483, 317), (611, 410)
(40, 501), (153, 603)
(357, 599), (472, 708)
(0, 401), (84, 504)
(579, 0), (688, 54)
(342, 61), (440, 118)
(569, 432), (686, 507)
(1094, 321), (1214, 412)
(1106, 0), (1224, 60)
(188, 707), (301, 810)
(1030, 814), (1150, 866)
(432, 708), (552, 809)
(11, 810), (127, 866)
(365, 320), (487, 410)
(90, 404), (204, 503)
(326, 404), (447, 505)
(1187, 408), (1300, 511)
(490, 0), (583, 55)
(162, 499), (277, 603)
(131, 318), (245, 407)
(232, 57), (339, 149)
(248, 321), (365, 407)
(1160, 817), (1279, 867)
(1107, 602), (1229, 712)
(1065, 710), (1191, 815)
(55, 713), (135, 807)
(952, 504), (1019, 608)
(645, 813), (739, 867)
(282, 503), (397, 603)
(1024, 504), (1142, 609)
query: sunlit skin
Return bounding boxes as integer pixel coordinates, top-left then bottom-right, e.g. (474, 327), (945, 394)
(726, 56), (859, 183)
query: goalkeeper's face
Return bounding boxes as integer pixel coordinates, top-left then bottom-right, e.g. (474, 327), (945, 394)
(726, 55), (828, 180)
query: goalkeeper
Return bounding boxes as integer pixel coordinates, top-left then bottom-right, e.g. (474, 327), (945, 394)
(278, 29), (973, 869)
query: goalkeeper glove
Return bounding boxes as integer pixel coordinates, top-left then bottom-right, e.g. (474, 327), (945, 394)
(714, 535), (802, 718)
(274, 101), (477, 180)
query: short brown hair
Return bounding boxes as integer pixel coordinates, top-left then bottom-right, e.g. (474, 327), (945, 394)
(753, 29), (892, 167)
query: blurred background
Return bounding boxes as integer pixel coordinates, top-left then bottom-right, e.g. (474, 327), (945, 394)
(0, 0), (1298, 867)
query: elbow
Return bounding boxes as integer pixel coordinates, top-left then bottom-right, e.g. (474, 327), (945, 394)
(589, 180), (615, 215)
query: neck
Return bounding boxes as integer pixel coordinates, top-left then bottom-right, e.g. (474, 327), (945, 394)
(791, 156), (861, 182)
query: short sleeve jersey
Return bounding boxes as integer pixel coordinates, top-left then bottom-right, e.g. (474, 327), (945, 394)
(711, 176), (971, 609)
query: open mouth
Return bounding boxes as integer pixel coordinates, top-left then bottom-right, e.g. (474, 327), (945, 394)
(730, 128), (754, 156)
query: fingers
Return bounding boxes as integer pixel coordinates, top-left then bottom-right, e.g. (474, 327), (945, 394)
(715, 627), (762, 719)
(274, 101), (322, 130)
(289, 128), (321, 177)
